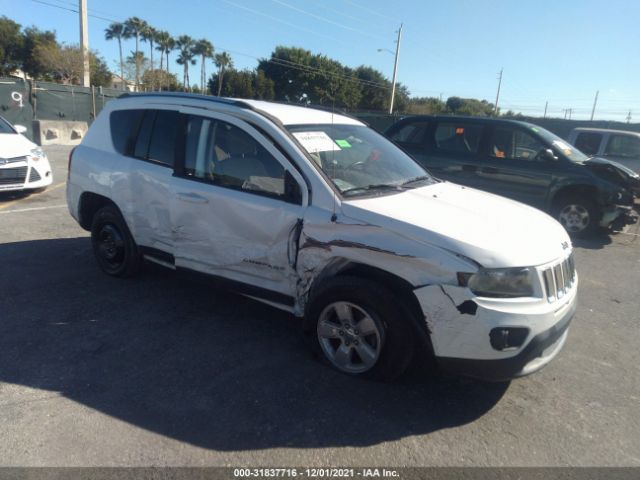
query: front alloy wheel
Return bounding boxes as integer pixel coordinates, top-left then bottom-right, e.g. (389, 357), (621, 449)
(558, 204), (591, 233)
(317, 301), (383, 374)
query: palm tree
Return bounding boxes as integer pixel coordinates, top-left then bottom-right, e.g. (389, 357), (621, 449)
(141, 25), (158, 90)
(123, 17), (148, 89)
(165, 36), (175, 74)
(214, 51), (233, 97)
(175, 35), (195, 91)
(104, 22), (125, 88)
(155, 30), (171, 72)
(193, 39), (214, 94)
(141, 25), (158, 69)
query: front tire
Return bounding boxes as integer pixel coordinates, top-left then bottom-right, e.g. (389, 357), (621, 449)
(552, 195), (599, 237)
(90, 205), (140, 277)
(304, 276), (415, 380)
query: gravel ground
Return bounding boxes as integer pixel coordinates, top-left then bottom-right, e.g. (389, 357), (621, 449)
(0, 145), (638, 467)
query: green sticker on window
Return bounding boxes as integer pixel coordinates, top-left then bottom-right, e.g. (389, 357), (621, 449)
(531, 127), (539, 132)
(335, 139), (352, 148)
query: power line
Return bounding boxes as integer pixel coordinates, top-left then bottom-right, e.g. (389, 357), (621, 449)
(343, 0), (401, 23)
(220, 0), (348, 45)
(269, 0), (389, 42)
(29, 0), (118, 23)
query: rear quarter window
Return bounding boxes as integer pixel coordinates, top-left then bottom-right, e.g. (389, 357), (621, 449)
(110, 109), (144, 155)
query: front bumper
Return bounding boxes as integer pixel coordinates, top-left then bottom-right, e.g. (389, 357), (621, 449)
(0, 158), (53, 192)
(414, 275), (578, 382)
(437, 300), (574, 381)
(599, 204), (633, 228)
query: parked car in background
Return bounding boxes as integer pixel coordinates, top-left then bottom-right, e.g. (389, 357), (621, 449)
(568, 127), (640, 174)
(67, 93), (578, 381)
(0, 115), (52, 193)
(386, 116), (638, 237)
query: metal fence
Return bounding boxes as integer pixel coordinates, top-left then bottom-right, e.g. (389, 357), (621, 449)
(0, 77), (124, 140)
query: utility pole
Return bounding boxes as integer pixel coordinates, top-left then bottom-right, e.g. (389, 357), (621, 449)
(388, 22), (403, 115)
(493, 68), (503, 116)
(543, 101), (548, 118)
(79, 0), (90, 87)
(590, 90), (599, 121)
(627, 110), (632, 123)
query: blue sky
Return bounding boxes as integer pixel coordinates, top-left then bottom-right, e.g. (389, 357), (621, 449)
(2, 0), (639, 121)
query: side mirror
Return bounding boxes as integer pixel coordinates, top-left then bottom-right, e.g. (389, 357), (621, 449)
(14, 124), (27, 134)
(541, 148), (558, 161)
(284, 170), (303, 205)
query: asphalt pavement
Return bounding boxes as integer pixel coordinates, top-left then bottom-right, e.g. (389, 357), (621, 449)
(0, 145), (638, 467)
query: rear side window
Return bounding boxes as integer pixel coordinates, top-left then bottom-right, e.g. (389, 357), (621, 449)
(148, 110), (179, 166)
(134, 110), (155, 159)
(389, 121), (429, 145)
(434, 122), (483, 154)
(110, 109), (144, 154)
(574, 132), (602, 155)
(604, 134), (640, 158)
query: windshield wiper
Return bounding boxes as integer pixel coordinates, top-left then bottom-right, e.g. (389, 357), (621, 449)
(401, 175), (432, 187)
(341, 183), (402, 196)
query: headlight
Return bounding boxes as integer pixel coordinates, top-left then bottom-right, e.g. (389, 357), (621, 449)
(29, 147), (45, 162)
(458, 267), (534, 298)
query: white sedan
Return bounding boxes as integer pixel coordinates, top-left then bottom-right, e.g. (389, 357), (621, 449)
(0, 116), (52, 192)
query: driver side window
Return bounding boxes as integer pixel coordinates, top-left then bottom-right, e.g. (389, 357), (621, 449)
(183, 115), (286, 199)
(490, 127), (544, 161)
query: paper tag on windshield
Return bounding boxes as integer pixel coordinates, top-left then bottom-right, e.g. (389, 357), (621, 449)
(552, 140), (573, 155)
(292, 131), (341, 153)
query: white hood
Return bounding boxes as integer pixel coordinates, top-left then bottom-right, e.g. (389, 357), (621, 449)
(341, 181), (571, 268)
(0, 133), (36, 159)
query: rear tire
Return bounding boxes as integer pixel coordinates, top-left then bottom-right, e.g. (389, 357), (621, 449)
(90, 205), (140, 278)
(552, 194), (599, 237)
(304, 276), (415, 381)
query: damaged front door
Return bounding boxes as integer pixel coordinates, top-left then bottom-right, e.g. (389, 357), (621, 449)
(170, 109), (307, 299)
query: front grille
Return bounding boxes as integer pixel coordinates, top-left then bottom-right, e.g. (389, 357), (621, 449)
(542, 253), (576, 302)
(0, 156), (27, 165)
(0, 166), (28, 185)
(28, 167), (41, 182)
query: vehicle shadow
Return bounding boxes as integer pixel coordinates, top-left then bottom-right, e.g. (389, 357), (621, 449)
(0, 237), (508, 451)
(0, 191), (32, 202)
(572, 230), (613, 250)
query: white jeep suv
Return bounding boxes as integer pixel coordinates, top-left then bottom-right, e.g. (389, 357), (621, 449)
(67, 93), (578, 381)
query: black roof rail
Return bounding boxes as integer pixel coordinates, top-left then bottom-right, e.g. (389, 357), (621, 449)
(118, 91), (255, 109)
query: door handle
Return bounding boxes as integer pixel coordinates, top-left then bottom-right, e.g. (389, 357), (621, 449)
(176, 192), (209, 204)
(481, 166), (499, 174)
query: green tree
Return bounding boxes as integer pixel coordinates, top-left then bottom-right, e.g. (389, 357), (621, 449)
(141, 24), (157, 70)
(405, 96), (446, 115)
(175, 35), (195, 90)
(446, 96), (496, 116)
(142, 68), (179, 91)
(193, 39), (214, 94)
(0, 16), (23, 76)
(123, 17), (147, 89)
(104, 22), (125, 85)
(214, 51), (233, 96)
(253, 69), (274, 100)
(21, 26), (57, 79)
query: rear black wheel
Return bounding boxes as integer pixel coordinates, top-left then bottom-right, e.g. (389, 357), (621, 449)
(90, 205), (140, 277)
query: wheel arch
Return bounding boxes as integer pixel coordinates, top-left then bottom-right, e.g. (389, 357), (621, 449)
(305, 259), (434, 355)
(78, 192), (118, 230)
(550, 184), (599, 209)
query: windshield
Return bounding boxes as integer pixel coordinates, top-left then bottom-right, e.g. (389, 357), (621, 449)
(286, 123), (433, 196)
(527, 124), (589, 162)
(0, 116), (16, 134)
